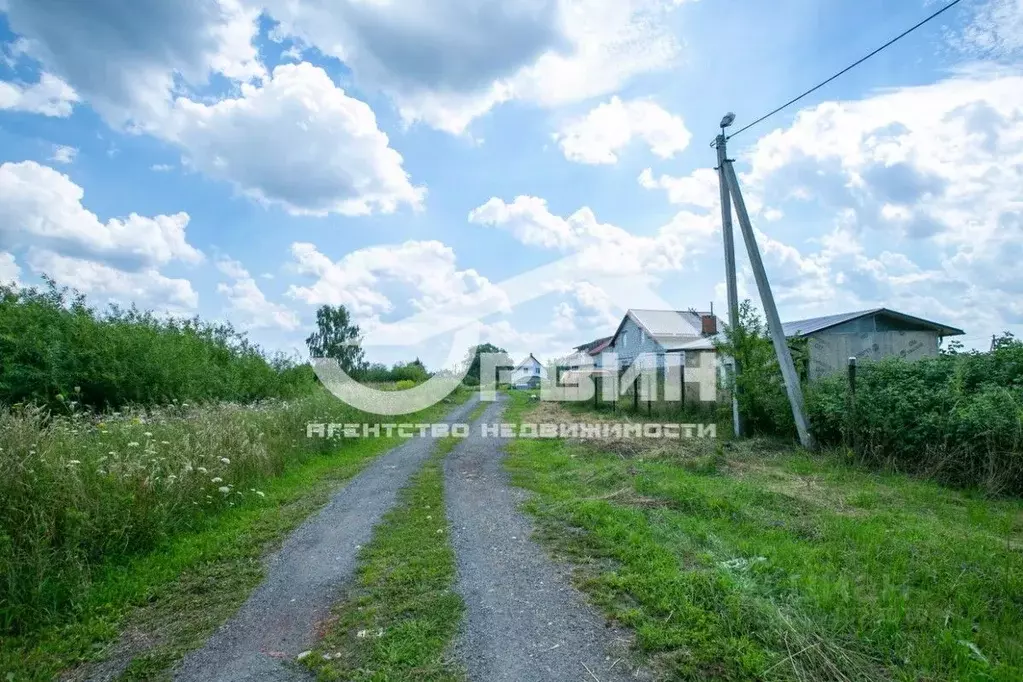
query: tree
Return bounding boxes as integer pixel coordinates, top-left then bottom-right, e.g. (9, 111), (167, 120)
(306, 305), (365, 375)
(714, 300), (796, 436)
(461, 343), (513, 385)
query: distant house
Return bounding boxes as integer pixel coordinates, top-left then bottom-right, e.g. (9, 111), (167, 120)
(564, 336), (613, 370)
(510, 353), (547, 388)
(608, 309), (724, 403)
(782, 308), (964, 380)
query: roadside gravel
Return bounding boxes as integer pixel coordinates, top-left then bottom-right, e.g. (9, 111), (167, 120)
(175, 396), (479, 682)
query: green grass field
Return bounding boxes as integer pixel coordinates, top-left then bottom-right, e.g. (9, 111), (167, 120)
(502, 392), (1023, 681)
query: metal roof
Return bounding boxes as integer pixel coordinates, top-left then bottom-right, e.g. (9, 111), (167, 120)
(630, 309), (722, 336)
(573, 336), (613, 353)
(781, 308), (965, 338)
(630, 309), (706, 336)
(513, 353), (542, 370)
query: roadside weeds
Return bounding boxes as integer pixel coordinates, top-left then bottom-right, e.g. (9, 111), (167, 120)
(501, 392), (1023, 681)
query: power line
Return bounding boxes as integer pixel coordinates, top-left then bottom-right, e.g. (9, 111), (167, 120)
(727, 0), (967, 140)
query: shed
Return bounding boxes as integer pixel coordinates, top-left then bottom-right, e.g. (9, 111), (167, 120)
(781, 308), (964, 380)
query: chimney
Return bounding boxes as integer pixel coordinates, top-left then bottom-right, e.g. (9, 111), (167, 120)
(701, 313), (717, 335)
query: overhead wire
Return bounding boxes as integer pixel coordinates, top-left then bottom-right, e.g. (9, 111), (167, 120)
(726, 0), (968, 139)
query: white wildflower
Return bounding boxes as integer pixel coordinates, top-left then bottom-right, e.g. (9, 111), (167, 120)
(256, 491), (265, 498)
(144, 432), (153, 437)
(218, 486), (230, 494)
(220, 457), (231, 464)
(211, 477), (223, 483)
(67, 460), (81, 465)
(128, 442), (139, 447)
(197, 467), (208, 474)
(161, 441), (170, 445)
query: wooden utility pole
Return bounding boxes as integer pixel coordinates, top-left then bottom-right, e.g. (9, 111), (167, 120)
(715, 118), (814, 449)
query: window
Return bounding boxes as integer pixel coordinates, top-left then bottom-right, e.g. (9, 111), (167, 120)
(534, 366), (539, 374)
(622, 331), (628, 348)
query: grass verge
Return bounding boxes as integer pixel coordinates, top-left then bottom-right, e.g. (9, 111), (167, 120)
(303, 436), (465, 681)
(502, 392), (1023, 681)
(1, 391), (472, 681)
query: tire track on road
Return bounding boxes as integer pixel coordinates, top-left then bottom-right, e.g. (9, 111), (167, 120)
(445, 396), (638, 682)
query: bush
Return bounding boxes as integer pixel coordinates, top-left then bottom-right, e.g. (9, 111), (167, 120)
(395, 379), (417, 390)
(807, 342), (1023, 494)
(0, 279), (315, 410)
(358, 359), (430, 384)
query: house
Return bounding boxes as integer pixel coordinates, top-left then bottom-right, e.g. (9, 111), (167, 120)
(510, 353), (547, 388)
(564, 336), (613, 370)
(781, 308), (964, 380)
(608, 309), (724, 403)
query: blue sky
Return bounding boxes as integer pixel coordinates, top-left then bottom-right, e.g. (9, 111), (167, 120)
(1, 0), (1020, 369)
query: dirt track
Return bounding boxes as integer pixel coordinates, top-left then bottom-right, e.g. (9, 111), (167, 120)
(444, 396), (637, 682)
(174, 396), (480, 682)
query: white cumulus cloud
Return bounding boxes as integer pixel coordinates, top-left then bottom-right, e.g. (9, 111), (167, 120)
(287, 240), (503, 316)
(1, 0), (263, 125)
(0, 161), (202, 268)
(638, 167), (718, 208)
(216, 257), (301, 330)
(0, 72), (78, 117)
(0, 252), (21, 285)
(26, 249), (199, 311)
(160, 63), (424, 216)
(555, 97), (691, 164)
(49, 145), (77, 164)
(263, 0), (691, 134)
(726, 66), (1023, 333)
(0, 160), (202, 311)
(468, 195), (717, 275)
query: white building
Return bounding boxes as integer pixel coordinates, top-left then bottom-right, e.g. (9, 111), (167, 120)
(510, 353), (547, 388)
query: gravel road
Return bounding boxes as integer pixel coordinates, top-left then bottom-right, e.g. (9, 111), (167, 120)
(445, 395), (639, 682)
(175, 395), (480, 682)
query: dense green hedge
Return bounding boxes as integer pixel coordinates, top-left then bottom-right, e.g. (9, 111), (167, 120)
(807, 345), (1023, 494)
(719, 302), (1023, 494)
(0, 280), (315, 410)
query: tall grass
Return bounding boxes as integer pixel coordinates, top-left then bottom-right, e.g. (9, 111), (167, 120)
(0, 390), (391, 635)
(0, 279), (314, 410)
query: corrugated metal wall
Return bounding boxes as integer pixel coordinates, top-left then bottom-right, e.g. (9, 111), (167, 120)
(807, 330), (939, 380)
